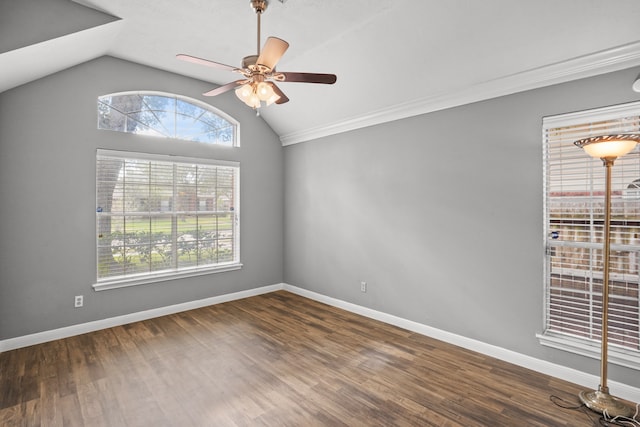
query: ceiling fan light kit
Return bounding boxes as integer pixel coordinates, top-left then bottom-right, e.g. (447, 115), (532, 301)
(235, 77), (280, 108)
(177, 0), (337, 110)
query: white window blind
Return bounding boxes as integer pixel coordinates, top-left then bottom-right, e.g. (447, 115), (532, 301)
(96, 150), (240, 288)
(542, 102), (640, 366)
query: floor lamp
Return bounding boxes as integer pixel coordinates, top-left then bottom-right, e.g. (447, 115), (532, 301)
(574, 133), (640, 418)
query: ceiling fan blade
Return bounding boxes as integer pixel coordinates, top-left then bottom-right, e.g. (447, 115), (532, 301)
(256, 37), (289, 70)
(176, 54), (237, 72)
(279, 72), (337, 84)
(271, 83), (289, 104)
(203, 80), (247, 97)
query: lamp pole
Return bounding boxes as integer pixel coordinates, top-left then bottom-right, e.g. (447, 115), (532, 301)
(574, 134), (640, 418)
(599, 157), (612, 394)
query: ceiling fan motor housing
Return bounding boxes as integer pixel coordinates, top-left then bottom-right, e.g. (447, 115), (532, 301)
(242, 55), (259, 69)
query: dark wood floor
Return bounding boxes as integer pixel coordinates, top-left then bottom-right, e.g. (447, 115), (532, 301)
(0, 290), (632, 426)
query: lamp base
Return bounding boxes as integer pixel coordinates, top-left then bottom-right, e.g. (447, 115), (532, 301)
(579, 390), (635, 418)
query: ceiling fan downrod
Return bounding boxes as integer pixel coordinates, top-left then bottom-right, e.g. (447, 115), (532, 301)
(250, 0), (268, 56)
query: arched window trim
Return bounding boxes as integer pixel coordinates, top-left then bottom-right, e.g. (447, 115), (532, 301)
(97, 91), (240, 147)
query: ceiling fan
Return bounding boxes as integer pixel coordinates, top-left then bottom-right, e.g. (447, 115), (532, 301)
(177, 0), (337, 109)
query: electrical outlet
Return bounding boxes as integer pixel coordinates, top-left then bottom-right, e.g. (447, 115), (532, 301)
(74, 295), (83, 308)
(360, 281), (367, 292)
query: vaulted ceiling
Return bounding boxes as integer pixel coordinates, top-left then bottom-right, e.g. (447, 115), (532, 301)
(3, 0), (640, 144)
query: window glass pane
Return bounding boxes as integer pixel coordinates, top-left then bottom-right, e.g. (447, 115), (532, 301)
(123, 161), (150, 212)
(97, 216), (122, 277)
(177, 214), (198, 268)
(140, 95), (174, 114)
(150, 216), (173, 272)
(198, 110), (236, 146)
(149, 163), (173, 212)
(98, 105), (127, 132)
(176, 164), (198, 212)
(197, 168), (217, 211)
(197, 215), (217, 264)
(199, 111), (227, 128)
(175, 113), (213, 142)
(217, 239), (235, 263)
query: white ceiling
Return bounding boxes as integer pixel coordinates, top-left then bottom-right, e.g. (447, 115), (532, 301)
(4, 0), (640, 144)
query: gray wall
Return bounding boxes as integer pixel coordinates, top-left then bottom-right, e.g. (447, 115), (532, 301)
(284, 66), (640, 386)
(0, 56), (284, 339)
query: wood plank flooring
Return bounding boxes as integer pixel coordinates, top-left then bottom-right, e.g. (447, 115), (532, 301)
(0, 290), (633, 426)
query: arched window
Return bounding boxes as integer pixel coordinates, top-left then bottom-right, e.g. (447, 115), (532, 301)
(97, 91), (238, 146)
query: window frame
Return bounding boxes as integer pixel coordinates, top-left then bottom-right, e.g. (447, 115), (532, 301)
(94, 149), (241, 291)
(539, 101), (640, 370)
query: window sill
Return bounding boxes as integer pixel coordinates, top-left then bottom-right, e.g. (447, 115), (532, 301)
(93, 263), (243, 291)
(537, 332), (640, 370)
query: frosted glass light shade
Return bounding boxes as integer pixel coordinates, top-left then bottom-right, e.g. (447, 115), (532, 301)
(235, 84), (253, 102)
(256, 82), (275, 101)
(266, 92), (281, 106)
(247, 92), (261, 108)
(574, 134), (640, 159)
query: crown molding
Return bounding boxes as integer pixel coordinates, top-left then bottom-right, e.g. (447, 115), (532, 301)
(280, 41), (640, 146)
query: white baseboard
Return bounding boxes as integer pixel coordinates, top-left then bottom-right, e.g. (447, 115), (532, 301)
(0, 284), (284, 353)
(3, 282), (639, 404)
(283, 284), (640, 404)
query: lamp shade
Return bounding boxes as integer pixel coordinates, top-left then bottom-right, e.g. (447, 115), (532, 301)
(574, 134), (640, 159)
